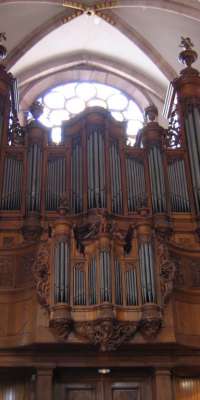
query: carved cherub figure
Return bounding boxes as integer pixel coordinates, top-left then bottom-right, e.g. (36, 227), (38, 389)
(180, 36), (194, 50)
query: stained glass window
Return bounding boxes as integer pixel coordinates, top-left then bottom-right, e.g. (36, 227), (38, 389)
(36, 82), (144, 145)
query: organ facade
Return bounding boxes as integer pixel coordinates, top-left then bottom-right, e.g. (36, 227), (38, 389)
(0, 36), (200, 400)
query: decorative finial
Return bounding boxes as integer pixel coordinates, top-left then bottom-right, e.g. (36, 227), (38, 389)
(178, 37), (198, 69)
(144, 104), (158, 123)
(0, 32), (7, 61)
(180, 36), (194, 51)
(30, 100), (44, 120)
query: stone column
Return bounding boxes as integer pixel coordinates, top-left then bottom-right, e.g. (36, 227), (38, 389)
(154, 369), (173, 400)
(36, 368), (53, 400)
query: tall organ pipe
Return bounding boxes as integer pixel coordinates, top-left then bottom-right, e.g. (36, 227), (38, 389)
(54, 241), (70, 304)
(114, 258), (122, 305)
(45, 157), (66, 210)
(110, 141), (123, 214)
(89, 257), (97, 305)
(100, 249), (111, 302)
(71, 138), (83, 213)
(125, 266), (138, 305)
(126, 156), (146, 211)
(74, 264), (86, 305)
(148, 146), (166, 213)
(27, 143), (42, 212)
(1, 157), (23, 210)
(185, 107), (200, 213)
(139, 240), (156, 303)
(87, 127), (106, 209)
(168, 159), (190, 212)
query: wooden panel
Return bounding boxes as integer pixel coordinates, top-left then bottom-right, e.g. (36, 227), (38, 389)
(112, 389), (139, 400)
(111, 384), (140, 400)
(63, 384), (96, 400)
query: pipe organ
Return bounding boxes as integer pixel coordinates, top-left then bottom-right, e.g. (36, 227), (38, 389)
(1, 37), (200, 400)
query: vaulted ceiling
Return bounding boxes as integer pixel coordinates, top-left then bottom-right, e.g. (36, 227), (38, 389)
(1, 0), (200, 120)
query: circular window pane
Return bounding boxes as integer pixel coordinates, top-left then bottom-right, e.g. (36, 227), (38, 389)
(107, 94), (128, 111)
(87, 98), (107, 109)
(62, 83), (77, 99)
(66, 97), (85, 114)
(111, 111), (124, 122)
(127, 120), (143, 136)
(50, 109), (69, 125)
(123, 100), (143, 120)
(95, 83), (119, 100)
(44, 92), (64, 109)
(76, 83), (96, 101)
(39, 109), (52, 128)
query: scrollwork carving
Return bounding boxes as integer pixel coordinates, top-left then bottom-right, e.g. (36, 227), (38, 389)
(32, 242), (50, 308)
(139, 304), (162, 338)
(75, 318), (138, 351)
(157, 236), (179, 304)
(49, 318), (72, 341)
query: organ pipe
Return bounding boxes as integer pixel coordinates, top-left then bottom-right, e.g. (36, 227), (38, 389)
(27, 144), (42, 212)
(89, 256), (97, 305)
(87, 127), (106, 209)
(110, 141), (123, 214)
(100, 249), (111, 302)
(71, 138), (83, 213)
(114, 258), (123, 305)
(148, 146), (166, 213)
(185, 107), (200, 213)
(54, 240), (70, 303)
(125, 266), (138, 305)
(45, 157), (66, 210)
(1, 156), (23, 210)
(139, 240), (156, 303)
(73, 264), (86, 305)
(168, 159), (190, 212)
(126, 156), (146, 211)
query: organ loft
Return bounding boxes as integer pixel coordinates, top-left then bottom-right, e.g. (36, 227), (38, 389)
(0, 33), (200, 400)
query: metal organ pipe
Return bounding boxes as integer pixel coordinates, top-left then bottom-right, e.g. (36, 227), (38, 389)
(125, 266), (138, 305)
(185, 107), (200, 213)
(27, 144), (42, 212)
(114, 258), (122, 305)
(74, 264), (86, 305)
(54, 241), (70, 304)
(100, 249), (111, 302)
(139, 241), (156, 303)
(148, 146), (166, 213)
(168, 159), (190, 212)
(89, 257), (97, 305)
(1, 157), (23, 210)
(45, 157), (66, 210)
(87, 128), (106, 209)
(110, 141), (123, 214)
(126, 157), (146, 211)
(71, 138), (83, 213)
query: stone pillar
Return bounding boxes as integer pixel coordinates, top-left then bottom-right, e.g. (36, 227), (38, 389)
(154, 369), (173, 400)
(36, 368), (53, 400)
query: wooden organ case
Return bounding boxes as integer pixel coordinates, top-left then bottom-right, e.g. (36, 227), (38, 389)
(1, 38), (200, 400)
